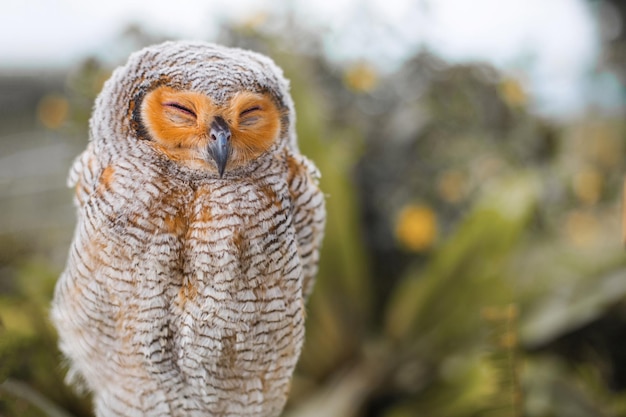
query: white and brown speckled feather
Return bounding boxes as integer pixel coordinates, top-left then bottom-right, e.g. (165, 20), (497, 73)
(52, 41), (325, 417)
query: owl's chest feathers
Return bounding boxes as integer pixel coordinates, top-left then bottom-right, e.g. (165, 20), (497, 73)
(99, 164), (302, 319)
(180, 176), (300, 306)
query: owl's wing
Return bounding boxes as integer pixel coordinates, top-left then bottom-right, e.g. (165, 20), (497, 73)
(286, 152), (326, 300)
(68, 142), (100, 209)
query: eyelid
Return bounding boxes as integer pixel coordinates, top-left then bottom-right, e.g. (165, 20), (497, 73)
(163, 102), (197, 118)
(239, 106), (261, 117)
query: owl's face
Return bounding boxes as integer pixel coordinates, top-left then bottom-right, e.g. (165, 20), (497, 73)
(140, 86), (283, 176)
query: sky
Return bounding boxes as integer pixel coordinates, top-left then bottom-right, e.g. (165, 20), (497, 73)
(0, 0), (618, 117)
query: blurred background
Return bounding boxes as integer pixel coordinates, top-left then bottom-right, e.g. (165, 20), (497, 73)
(1, 0), (626, 416)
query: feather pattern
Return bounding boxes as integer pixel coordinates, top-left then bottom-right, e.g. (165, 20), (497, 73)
(52, 41), (325, 417)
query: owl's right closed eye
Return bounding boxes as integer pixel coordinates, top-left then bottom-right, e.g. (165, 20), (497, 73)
(52, 41), (325, 417)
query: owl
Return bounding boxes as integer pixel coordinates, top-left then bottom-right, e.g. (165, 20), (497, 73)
(51, 41), (325, 417)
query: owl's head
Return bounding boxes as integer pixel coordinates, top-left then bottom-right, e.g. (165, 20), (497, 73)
(90, 41), (296, 178)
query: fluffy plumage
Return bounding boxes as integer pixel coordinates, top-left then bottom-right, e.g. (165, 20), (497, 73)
(51, 41), (325, 417)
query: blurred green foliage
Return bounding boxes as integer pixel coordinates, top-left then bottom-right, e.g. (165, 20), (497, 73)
(2, 13), (626, 417)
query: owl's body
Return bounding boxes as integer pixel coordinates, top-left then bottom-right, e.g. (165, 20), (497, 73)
(52, 41), (325, 417)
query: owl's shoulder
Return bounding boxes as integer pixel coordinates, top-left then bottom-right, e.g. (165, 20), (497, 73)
(281, 149), (321, 184)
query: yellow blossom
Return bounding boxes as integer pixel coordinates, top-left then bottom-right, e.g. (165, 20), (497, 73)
(572, 167), (603, 205)
(37, 94), (69, 129)
(395, 204), (437, 252)
(238, 12), (268, 31)
(565, 210), (599, 247)
(437, 170), (467, 204)
(498, 77), (526, 108)
(344, 62), (378, 93)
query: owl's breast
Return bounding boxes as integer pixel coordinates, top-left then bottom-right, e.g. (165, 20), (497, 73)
(172, 175), (304, 412)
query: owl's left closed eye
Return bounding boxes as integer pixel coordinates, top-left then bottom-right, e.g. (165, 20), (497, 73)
(164, 102), (197, 119)
(140, 86), (281, 176)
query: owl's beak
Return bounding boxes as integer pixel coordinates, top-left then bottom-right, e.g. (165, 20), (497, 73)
(208, 116), (231, 178)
